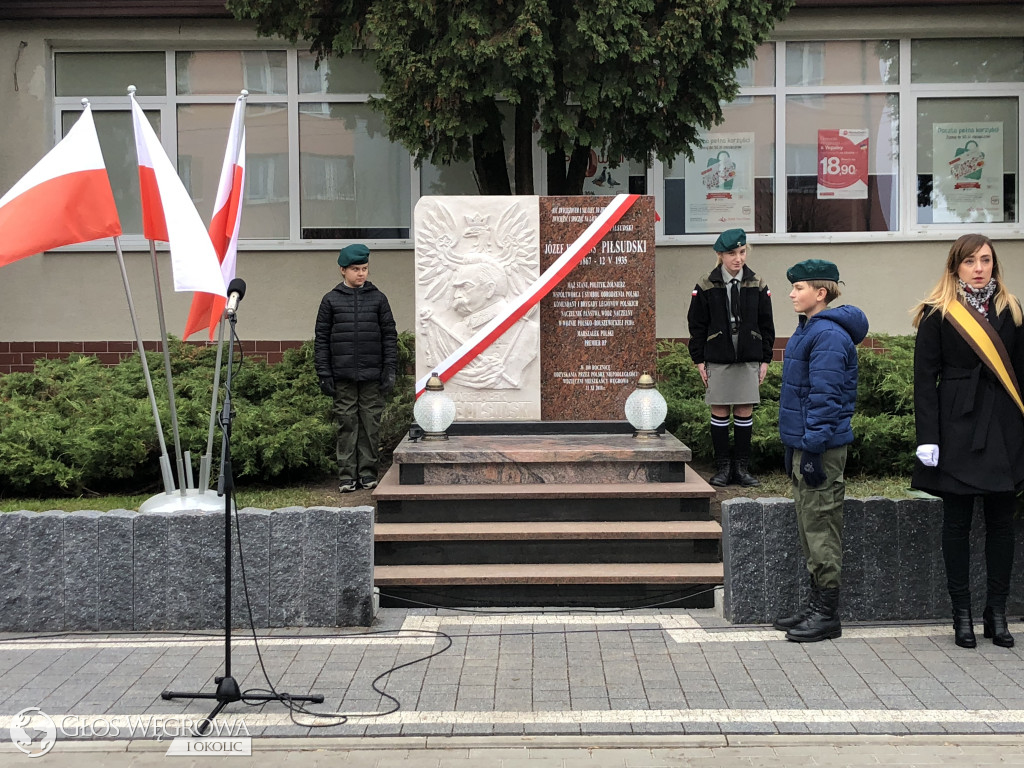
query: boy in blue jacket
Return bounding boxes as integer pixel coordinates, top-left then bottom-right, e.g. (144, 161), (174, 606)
(774, 259), (868, 643)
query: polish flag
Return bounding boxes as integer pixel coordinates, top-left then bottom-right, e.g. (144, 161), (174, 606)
(0, 104), (121, 267)
(183, 94), (247, 340)
(130, 92), (226, 296)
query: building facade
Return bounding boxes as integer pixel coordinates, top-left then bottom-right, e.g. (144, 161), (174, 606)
(0, 0), (1021, 370)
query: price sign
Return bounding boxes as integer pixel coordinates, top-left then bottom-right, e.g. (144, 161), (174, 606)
(817, 129), (869, 200)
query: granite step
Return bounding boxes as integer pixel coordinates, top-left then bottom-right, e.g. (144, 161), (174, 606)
(373, 466), (715, 522)
(374, 562), (724, 586)
(375, 520), (722, 541)
(373, 465), (714, 499)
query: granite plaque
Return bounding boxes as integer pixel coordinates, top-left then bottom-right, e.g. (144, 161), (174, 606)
(539, 196), (656, 420)
(414, 196), (541, 420)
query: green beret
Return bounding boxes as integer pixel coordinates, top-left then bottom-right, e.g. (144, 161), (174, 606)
(338, 243), (370, 268)
(787, 259), (840, 284)
(713, 228), (746, 252)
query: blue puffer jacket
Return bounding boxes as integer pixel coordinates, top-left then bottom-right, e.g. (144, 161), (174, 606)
(779, 305), (869, 453)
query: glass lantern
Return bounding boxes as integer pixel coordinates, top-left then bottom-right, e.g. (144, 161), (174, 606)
(413, 372), (456, 440)
(624, 372), (667, 438)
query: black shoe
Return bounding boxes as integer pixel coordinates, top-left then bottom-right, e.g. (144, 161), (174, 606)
(732, 459), (760, 487)
(359, 476), (379, 490)
(953, 607), (976, 648)
(774, 577), (817, 631)
(983, 606), (1014, 648)
(786, 587), (842, 643)
(338, 480), (357, 493)
(709, 459), (732, 487)
(773, 604), (813, 631)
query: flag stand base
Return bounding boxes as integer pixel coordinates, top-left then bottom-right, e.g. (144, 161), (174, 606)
(139, 488), (227, 514)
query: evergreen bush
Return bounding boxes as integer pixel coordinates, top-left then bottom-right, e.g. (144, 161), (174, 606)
(0, 333), (415, 497)
(657, 336), (917, 475)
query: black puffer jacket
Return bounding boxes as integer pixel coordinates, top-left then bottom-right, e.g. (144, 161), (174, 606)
(314, 281), (398, 382)
(686, 265), (775, 364)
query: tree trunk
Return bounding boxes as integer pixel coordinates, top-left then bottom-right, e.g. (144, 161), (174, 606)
(545, 142), (591, 195)
(472, 103), (512, 195)
(513, 100), (535, 195)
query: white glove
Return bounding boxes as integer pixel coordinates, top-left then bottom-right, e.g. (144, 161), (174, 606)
(916, 444), (939, 467)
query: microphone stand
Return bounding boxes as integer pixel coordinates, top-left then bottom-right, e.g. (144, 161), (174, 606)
(161, 309), (324, 734)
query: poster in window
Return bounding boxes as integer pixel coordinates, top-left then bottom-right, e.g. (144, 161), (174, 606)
(931, 122), (1003, 223)
(580, 150), (626, 196)
(684, 133), (755, 233)
(816, 129), (869, 200)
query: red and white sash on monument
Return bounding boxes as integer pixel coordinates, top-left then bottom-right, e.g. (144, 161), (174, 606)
(414, 193), (642, 396)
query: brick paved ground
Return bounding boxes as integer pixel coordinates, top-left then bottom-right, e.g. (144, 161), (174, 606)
(2, 607), (1024, 764)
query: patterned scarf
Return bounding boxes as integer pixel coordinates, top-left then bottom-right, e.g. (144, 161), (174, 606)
(958, 278), (997, 317)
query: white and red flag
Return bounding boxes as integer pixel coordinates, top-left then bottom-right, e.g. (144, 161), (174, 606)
(183, 94), (247, 340)
(129, 92), (226, 297)
(0, 104), (121, 267)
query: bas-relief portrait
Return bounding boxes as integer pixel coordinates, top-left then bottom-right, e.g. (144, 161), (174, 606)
(414, 197), (541, 421)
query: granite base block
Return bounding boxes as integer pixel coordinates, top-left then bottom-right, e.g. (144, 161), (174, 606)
(0, 506), (374, 632)
(722, 496), (1024, 623)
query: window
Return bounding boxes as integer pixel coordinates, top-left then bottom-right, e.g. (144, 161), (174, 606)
(54, 49), (410, 243)
(54, 35), (1023, 247)
(664, 96), (775, 235)
(662, 36), (1021, 239)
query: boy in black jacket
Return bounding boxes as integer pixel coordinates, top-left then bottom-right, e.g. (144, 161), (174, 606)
(315, 244), (398, 493)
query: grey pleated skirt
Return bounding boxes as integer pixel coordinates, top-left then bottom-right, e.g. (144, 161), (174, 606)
(705, 361), (761, 406)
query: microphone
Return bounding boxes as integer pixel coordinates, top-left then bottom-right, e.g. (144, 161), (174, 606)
(225, 278), (246, 317)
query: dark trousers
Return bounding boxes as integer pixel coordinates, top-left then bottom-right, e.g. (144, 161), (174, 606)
(332, 379), (384, 483)
(940, 492), (1016, 611)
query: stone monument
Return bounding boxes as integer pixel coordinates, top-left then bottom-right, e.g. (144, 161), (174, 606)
(413, 195), (656, 422)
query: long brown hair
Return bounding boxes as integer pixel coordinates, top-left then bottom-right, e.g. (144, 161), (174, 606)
(911, 234), (1022, 328)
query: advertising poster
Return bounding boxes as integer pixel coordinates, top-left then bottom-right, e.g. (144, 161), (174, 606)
(817, 128), (869, 200)
(932, 122), (1004, 223)
(581, 150), (627, 196)
(684, 132), (754, 233)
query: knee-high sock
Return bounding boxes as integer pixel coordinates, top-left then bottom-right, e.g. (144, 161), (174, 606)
(733, 415), (753, 461)
(711, 415), (731, 461)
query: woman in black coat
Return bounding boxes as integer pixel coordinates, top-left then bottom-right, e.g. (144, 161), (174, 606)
(911, 233), (1024, 649)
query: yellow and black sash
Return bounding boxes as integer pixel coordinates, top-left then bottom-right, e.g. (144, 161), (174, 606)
(946, 300), (1024, 417)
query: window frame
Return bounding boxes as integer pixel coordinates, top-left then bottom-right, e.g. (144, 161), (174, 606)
(52, 36), (1024, 252)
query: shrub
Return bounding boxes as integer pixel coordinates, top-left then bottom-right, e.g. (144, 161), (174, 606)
(657, 336), (917, 475)
(0, 333), (416, 497)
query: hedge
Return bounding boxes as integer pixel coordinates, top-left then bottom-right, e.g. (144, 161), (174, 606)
(0, 333), (915, 497)
(657, 335), (916, 476)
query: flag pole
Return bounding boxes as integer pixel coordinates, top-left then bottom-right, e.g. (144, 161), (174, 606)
(198, 314), (227, 492)
(147, 238), (190, 493)
(112, 234), (175, 494)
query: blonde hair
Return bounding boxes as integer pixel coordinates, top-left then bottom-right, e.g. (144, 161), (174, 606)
(806, 279), (841, 304)
(911, 234), (1022, 328)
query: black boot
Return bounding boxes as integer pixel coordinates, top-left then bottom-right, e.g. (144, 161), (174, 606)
(785, 587), (842, 643)
(709, 458), (732, 487)
(774, 577), (817, 631)
(983, 606), (1014, 648)
(953, 607), (976, 648)
(732, 459), (760, 487)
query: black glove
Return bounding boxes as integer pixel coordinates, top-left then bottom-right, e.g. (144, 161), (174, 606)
(319, 377), (335, 397)
(380, 368), (396, 395)
(800, 451), (826, 488)
(784, 447), (794, 477)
